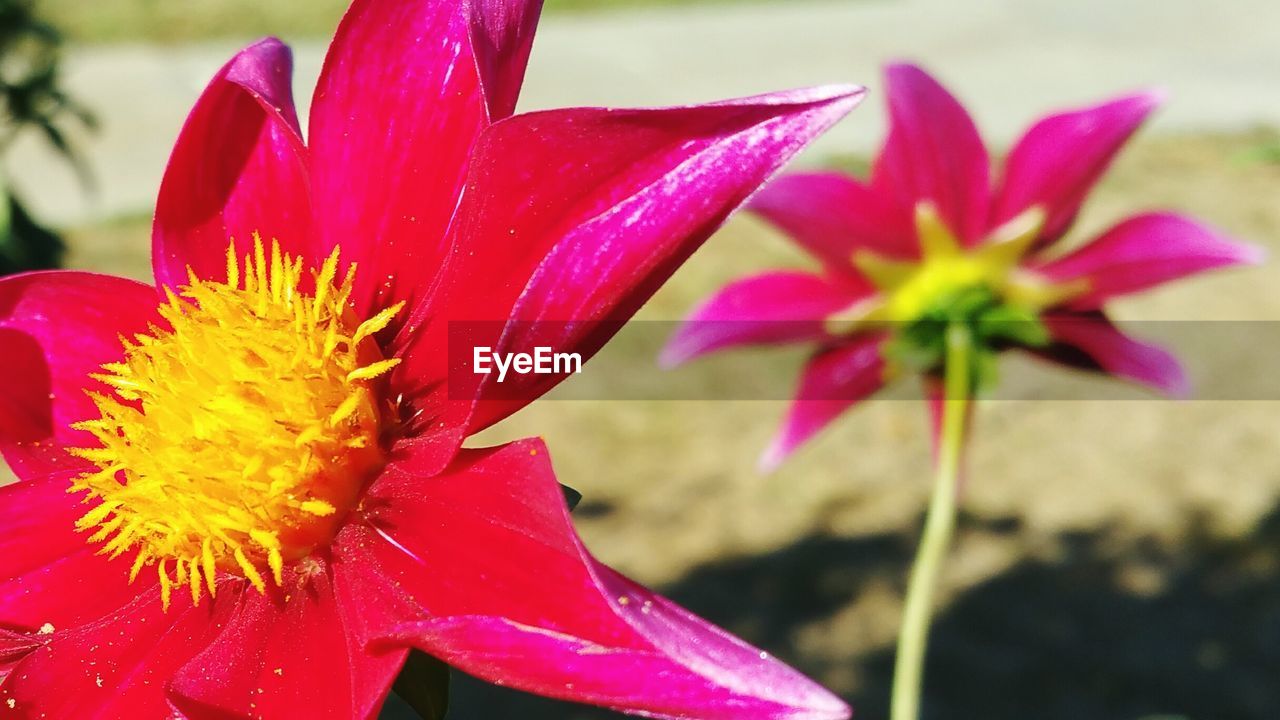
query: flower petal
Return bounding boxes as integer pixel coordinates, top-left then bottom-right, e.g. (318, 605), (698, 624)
(469, 0), (546, 120)
(761, 334), (889, 472)
(993, 92), (1160, 247)
(661, 271), (869, 367)
(356, 439), (851, 720)
(1037, 312), (1188, 396)
(1033, 212), (1263, 308)
(0, 629), (40, 682)
(872, 63), (990, 245)
(309, 0), (542, 315)
(0, 473), (145, 633)
(169, 559), (406, 720)
(0, 272), (158, 478)
(748, 171), (916, 265)
(393, 86), (865, 439)
(0, 587), (234, 719)
(152, 38), (311, 289)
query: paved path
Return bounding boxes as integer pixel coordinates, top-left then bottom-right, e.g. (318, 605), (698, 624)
(11, 0), (1280, 226)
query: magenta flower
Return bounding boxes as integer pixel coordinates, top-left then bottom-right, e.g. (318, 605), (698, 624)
(665, 62), (1260, 470)
(0, 1), (863, 717)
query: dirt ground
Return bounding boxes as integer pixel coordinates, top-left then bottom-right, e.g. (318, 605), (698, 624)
(7, 132), (1280, 719)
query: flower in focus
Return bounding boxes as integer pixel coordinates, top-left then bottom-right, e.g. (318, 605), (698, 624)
(0, 1), (865, 717)
(664, 62), (1261, 470)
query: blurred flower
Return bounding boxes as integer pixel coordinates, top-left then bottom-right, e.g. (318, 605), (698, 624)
(664, 62), (1261, 471)
(0, 1), (863, 717)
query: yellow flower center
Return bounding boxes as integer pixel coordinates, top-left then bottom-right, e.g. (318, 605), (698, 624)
(827, 202), (1086, 333)
(70, 237), (404, 609)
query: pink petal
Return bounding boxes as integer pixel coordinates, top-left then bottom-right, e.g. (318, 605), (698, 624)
(356, 439), (850, 719)
(748, 172), (916, 265)
(872, 63), (990, 245)
(661, 271), (869, 367)
(993, 92), (1160, 247)
(469, 0), (545, 120)
(0, 473), (145, 633)
(1038, 312), (1188, 396)
(152, 38), (311, 289)
(393, 86), (865, 438)
(0, 272), (159, 478)
(309, 0), (541, 315)
(0, 630), (40, 681)
(1033, 212), (1263, 309)
(761, 335), (888, 472)
(170, 559), (406, 720)
(0, 587), (233, 718)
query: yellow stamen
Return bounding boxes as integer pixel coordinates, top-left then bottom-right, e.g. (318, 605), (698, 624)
(69, 237), (401, 609)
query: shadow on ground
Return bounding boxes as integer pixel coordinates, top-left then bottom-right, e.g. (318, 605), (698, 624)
(385, 507), (1280, 720)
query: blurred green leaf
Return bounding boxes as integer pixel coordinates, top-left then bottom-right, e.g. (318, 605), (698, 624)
(392, 650), (450, 720)
(561, 482), (583, 512)
(0, 0), (95, 179)
(0, 177), (10, 241)
(0, 190), (64, 274)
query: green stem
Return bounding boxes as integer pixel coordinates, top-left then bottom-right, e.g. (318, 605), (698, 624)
(890, 322), (972, 720)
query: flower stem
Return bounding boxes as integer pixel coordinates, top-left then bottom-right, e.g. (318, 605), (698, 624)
(890, 322), (972, 720)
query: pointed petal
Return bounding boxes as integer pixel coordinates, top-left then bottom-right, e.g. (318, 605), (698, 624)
(1033, 212), (1263, 309)
(1037, 312), (1189, 396)
(0, 473), (146, 633)
(309, 0), (542, 315)
(993, 92), (1161, 247)
(355, 439), (850, 720)
(747, 172), (916, 265)
(0, 272), (158, 478)
(393, 86), (865, 439)
(469, 0), (546, 119)
(152, 38), (311, 289)
(872, 63), (990, 245)
(0, 587), (234, 719)
(761, 335), (888, 472)
(661, 271), (868, 366)
(170, 560), (405, 720)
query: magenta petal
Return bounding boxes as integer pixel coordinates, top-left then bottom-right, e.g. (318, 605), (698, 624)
(170, 561), (405, 720)
(1033, 212), (1263, 308)
(468, 0), (545, 120)
(762, 335), (888, 472)
(0, 588), (232, 718)
(993, 92), (1160, 246)
(1039, 312), (1189, 396)
(152, 38), (311, 288)
(310, 0), (488, 314)
(360, 439), (850, 719)
(872, 63), (990, 245)
(394, 85), (864, 434)
(747, 171), (916, 264)
(661, 271), (868, 366)
(0, 272), (158, 478)
(0, 629), (40, 681)
(0, 473), (145, 633)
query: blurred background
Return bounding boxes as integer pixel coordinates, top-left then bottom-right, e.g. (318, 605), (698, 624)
(5, 1), (1280, 718)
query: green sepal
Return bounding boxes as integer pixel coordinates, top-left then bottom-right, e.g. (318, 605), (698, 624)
(881, 285), (1050, 395)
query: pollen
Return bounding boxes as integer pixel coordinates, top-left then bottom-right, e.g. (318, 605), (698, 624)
(69, 236), (403, 609)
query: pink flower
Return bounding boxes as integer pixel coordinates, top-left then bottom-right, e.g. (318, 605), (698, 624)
(664, 62), (1261, 471)
(0, 1), (863, 717)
